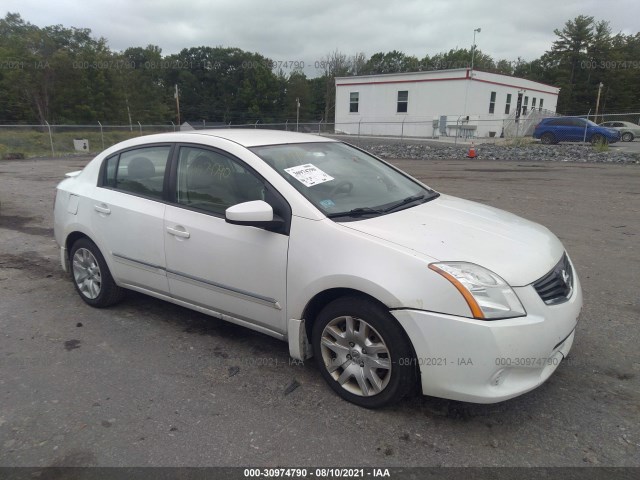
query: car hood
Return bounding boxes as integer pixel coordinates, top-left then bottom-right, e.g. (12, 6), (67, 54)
(340, 194), (564, 286)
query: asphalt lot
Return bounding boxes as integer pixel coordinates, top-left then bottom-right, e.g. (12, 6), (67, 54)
(0, 154), (639, 468)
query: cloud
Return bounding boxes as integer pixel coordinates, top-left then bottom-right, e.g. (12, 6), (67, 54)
(3, 0), (638, 74)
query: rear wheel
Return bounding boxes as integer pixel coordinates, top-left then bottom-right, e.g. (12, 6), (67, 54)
(312, 296), (416, 408)
(590, 134), (607, 145)
(70, 238), (124, 308)
(621, 132), (634, 142)
(540, 132), (556, 144)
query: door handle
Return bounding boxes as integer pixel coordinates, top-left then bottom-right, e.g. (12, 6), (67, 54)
(94, 204), (111, 215)
(166, 226), (190, 239)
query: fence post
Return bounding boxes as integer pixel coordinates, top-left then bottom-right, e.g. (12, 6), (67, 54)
(171, 121), (175, 132)
(582, 109), (591, 143)
(44, 121), (55, 156)
(401, 117), (406, 142)
(137, 121), (142, 136)
(98, 121), (105, 149)
(255, 120), (259, 129)
(358, 119), (362, 142)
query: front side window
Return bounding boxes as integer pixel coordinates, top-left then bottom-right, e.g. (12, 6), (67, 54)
(397, 90), (408, 113)
(103, 145), (171, 199)
(251, 142), (438, 221)
(489, 91), (496, 114)
(349, 92), (359, 113)
(175, 146), (266, 216)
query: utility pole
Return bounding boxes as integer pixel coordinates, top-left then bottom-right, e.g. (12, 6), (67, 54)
(174, 84), (181, 127)
(594, 82), (603, 123)
(125, 94), (133, 132)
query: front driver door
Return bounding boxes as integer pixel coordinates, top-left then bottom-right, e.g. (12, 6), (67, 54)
(163, 145), (290, 335)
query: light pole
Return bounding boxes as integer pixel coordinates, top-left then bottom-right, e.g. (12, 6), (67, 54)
(462, 27), (481, 139)
(470, 27), (481, 73)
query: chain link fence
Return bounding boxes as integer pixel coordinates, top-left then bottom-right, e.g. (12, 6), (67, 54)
(0, 124), (176, 158)
(2, 112), (638, 158)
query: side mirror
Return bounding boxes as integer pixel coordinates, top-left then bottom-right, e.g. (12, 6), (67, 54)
(225, 200), (284, 230)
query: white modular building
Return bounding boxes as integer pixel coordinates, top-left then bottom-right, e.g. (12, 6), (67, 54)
(334, 69), (560, 139)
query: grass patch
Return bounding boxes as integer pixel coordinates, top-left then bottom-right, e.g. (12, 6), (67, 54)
(592, 140), (610, 153)
(503, 136), (536, 147)
(0, 127), (174, 157)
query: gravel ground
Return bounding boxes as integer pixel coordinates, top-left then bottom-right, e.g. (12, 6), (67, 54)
(363, 142), (640, 164)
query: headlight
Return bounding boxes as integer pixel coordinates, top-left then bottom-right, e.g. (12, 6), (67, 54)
(429, 262), (526, 320)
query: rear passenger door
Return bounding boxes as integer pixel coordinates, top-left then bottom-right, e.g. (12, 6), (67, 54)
(91, 144), (172, 294)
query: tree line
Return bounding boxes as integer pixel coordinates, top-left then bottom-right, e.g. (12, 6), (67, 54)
(0, 13), (638, 125)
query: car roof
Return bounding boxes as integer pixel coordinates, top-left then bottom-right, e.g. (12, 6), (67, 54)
(180, 129), (336, 147)
(543, 116), (586, 120)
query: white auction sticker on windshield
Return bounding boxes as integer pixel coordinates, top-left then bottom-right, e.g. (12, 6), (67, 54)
(284, 164), (334, 187)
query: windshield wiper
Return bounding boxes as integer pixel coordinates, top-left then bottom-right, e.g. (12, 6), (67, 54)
(326, 193), (436, 219)
(326, 206), (385, 218)
(382, 194), (427, 213)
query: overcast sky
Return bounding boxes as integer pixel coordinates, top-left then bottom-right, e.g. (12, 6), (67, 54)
(4, 0), (639, 75)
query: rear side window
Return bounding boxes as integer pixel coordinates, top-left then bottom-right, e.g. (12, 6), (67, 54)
(103, 146), (171, 199)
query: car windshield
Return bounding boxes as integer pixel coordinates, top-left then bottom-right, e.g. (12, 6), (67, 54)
(250, 142), (438, 220)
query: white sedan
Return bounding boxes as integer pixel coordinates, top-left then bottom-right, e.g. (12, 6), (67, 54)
(599, 121), (640, 142)
(54, 130), (582, 408)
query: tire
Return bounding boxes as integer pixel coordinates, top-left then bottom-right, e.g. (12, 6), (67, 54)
(590, 134), (607, 145)
(540, 132), (556, 145)
(312, 296), (416, 408)
(70, 238), (125, 308)
(621, 132), (634, 142)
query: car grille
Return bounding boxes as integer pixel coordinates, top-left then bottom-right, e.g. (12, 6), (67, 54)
(533, 254), (574, 305)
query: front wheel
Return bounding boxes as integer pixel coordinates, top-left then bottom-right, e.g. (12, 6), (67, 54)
(70, 238), (125, 308)
(312, 296), (416, 408)
(590, 134), (607, 145)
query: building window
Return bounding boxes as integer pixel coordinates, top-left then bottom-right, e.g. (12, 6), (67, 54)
(488, 91), (496, 114)
(397, 90), (408, 113)
(505, 94), (512, 114)
(531, 98), (537, 110)
(523, 96), (529, 115)
(539, 98), (544, 111)
(349, 92), (359, 113)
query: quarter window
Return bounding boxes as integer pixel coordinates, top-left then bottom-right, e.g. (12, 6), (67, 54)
(349, 92), (359, 113)
(489, 91), (496, 114)
(505, 94), (512, 114)
(103, 145), (171, 199)
(397, 90), (408, 113)
(175, 147), (266, 216)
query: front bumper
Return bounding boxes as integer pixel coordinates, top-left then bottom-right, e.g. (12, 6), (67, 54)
(392, 273), (582, 403)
